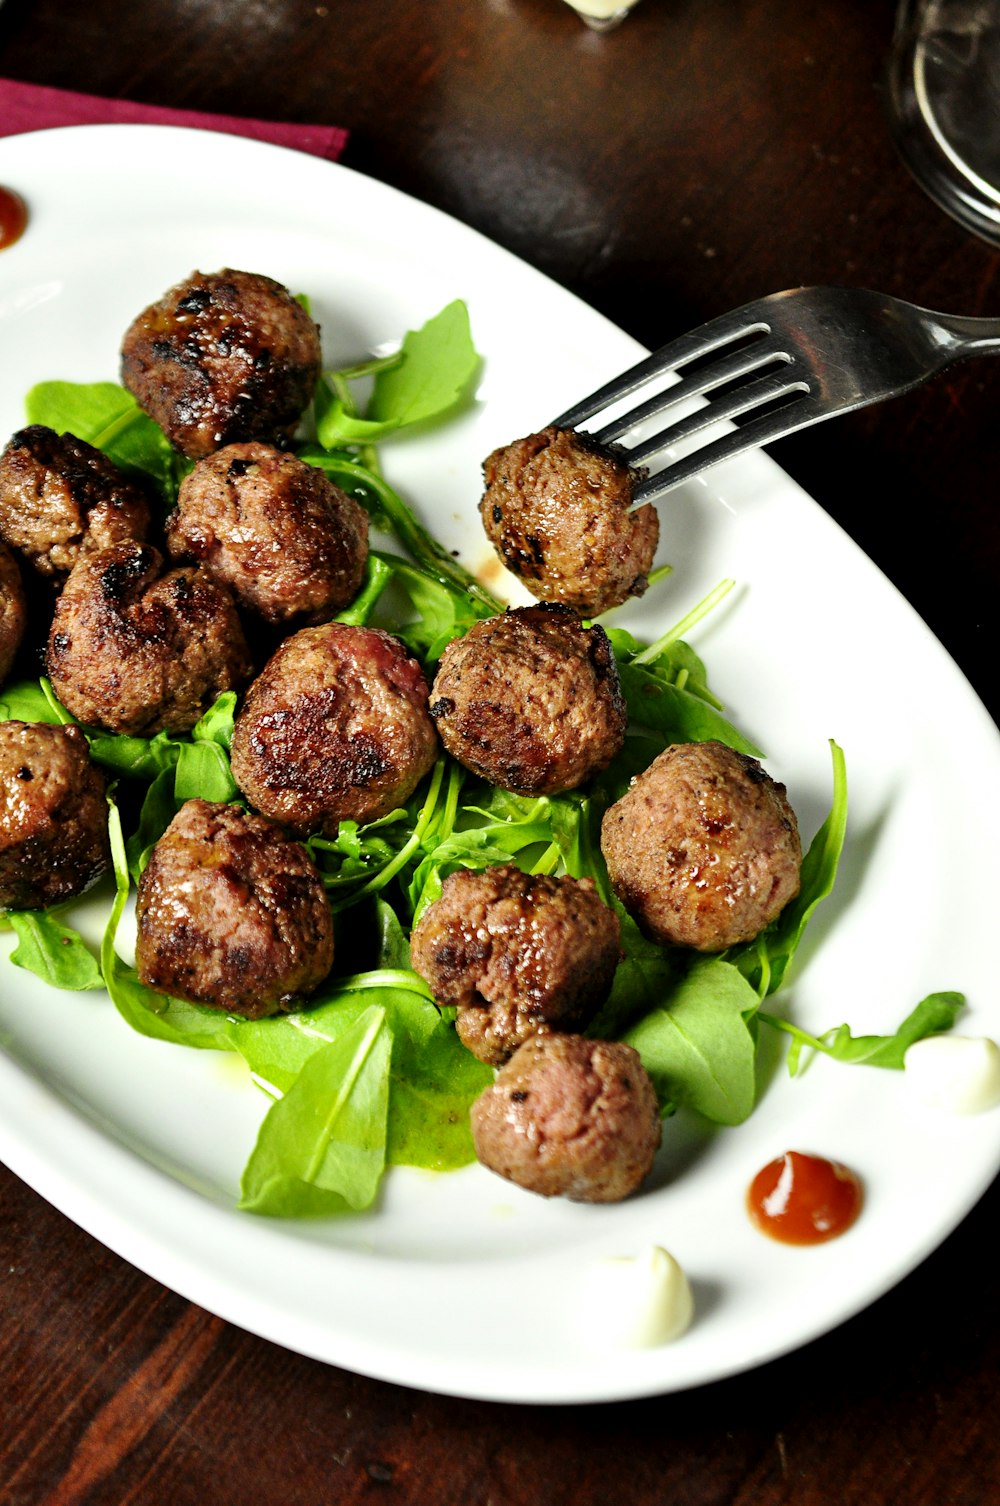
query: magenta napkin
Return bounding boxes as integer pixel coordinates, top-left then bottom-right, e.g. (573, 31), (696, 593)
(0, 76), (348, 159)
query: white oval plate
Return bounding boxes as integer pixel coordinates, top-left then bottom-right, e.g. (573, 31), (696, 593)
(1, 124), (998, 1405)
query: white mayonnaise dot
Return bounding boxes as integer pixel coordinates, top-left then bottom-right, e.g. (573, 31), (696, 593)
(904, 1035), (1000, 1115)
(580, 1245), (694, 1348)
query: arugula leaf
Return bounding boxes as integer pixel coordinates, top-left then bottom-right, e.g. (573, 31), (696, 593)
(316, 301), (480, 446)
(174, 739), (238, 803)
(617, 660), (763, 756)
(25, 380), (183, 498)
(384, 988), (491, 1170)
(731, 740), (848, 998)
(0, 678), (71, 726)
(125, 766), (178, 881)
(5, 908), (104, 991)
(379, 551), (488, 663)
(588, 907), (676, 1040)
(191, 691), (237, 750)
(370, 300), (480, 427)
(761, 991), (965, 1076)
(239, 1005), (392, 1216)
(334, 553), (395, 627)
(624, 958), (760, 1124)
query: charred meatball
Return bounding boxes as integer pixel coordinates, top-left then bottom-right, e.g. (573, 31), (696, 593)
(429, 603), (626, 795)
(230, 622), (438, 835)
(601, 739), (802, 952)
(135, 799), (334, 1018)
(0, 425), (151, 579)
(0, 539), (26, 685)
(411, 864), (621, 1065)
(46, 540), (252, 736)
(166, 442), (369, 625)
(480, 426), (659, 618)
(471, 1032), (661, 1203)
(0, 720), (109, 909)
(120, 269), (322, 460)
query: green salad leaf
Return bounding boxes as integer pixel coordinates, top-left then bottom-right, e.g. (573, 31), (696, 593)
(315, 300), (480, 446)
(6, 908), (104, 991)
(239, 1005), (392, 1216)
(624, 958), (760, 1124)
(761, 991), (966, 1076)
(25, 380), (184, 498)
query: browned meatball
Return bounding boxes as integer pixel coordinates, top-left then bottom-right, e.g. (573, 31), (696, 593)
(480, 426), (659, 618)
(230, 622), (438, 835)
(120, 269), (322, 460)
(601, 740), (802, 952)
(0, 539), (26, 684)
(166, 442), (369, 625)
(0, 720), (110, 909)
(410, 864), (621, 1066)
(470, 1032), (661, 1202)
(429, 603), (626, 795)
(0, 426), (151, 579)
(135, 799), (334, 1018)
(46, 541), (253, 736)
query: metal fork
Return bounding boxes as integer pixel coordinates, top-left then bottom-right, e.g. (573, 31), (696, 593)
(552, 286), (1000, 505)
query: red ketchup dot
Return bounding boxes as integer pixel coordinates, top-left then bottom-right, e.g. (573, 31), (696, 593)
(747, 1150), (863, 1245)
(0, 187), (28, 252)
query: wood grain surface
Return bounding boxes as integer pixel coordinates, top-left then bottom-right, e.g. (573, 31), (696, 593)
(2, 1), (999, 1502)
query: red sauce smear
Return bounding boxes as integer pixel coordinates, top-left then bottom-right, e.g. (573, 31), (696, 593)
(747, 1150), (863, 1245)
(0, 186), (28, 251)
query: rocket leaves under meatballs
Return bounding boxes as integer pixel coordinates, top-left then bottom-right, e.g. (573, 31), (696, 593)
(0, 289), (965, 1225)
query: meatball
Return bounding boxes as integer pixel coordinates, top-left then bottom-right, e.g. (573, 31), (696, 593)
(480, 426), (659, 618)
(166, 442), (368, 625)
(230, 622), (438, 835)
(0, 425), (151, 579)
(46, 540), (253, 736)
(411, 864), (621, 1065)
(0, 720), (110, 909)
(120, 269), (322, 460)
(429, 602), (626, 795)
(601, 739), (802, 952)
(470, 1032), (661, 1203)
(135, 799), (334, 1018)
(0, 539), (26, 684)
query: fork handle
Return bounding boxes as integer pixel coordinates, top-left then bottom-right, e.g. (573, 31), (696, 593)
(935, 311), (1000, 357)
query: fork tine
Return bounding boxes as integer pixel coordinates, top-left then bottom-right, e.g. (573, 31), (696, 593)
(632, 392), (828, 504)
(593, 342), (796, 446)
(627, 368), (811, 466)
(551, 307), (773, 428)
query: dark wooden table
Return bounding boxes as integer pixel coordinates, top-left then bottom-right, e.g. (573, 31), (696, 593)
(2, 1), (999, 1502)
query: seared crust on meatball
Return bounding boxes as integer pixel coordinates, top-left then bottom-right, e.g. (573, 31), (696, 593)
(471, 1032), (661, 1202)
(601, 739), (802, 952)
(0, 721), (109, 909)
(135, 799), (334, 1018)
(429, 603), (626, 795)
(0, 426), (151, 579)
(120, 269), (322, 460)
(46, 540), (253, 735)
(230, 622), (438, 835)
(166, 442), (369, 625)
(0, 540), (26, 684)
(411, 864), (621, 1065)
(480, 426), (659, 618)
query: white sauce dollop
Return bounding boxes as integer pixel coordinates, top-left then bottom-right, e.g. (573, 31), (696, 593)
(580, 1245), (694, 1348)
(563, 0), (641, 19)
(904, 1035), (1000, 1115)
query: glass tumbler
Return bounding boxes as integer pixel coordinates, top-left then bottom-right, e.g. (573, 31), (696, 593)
(888, 0), (1000, 243)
